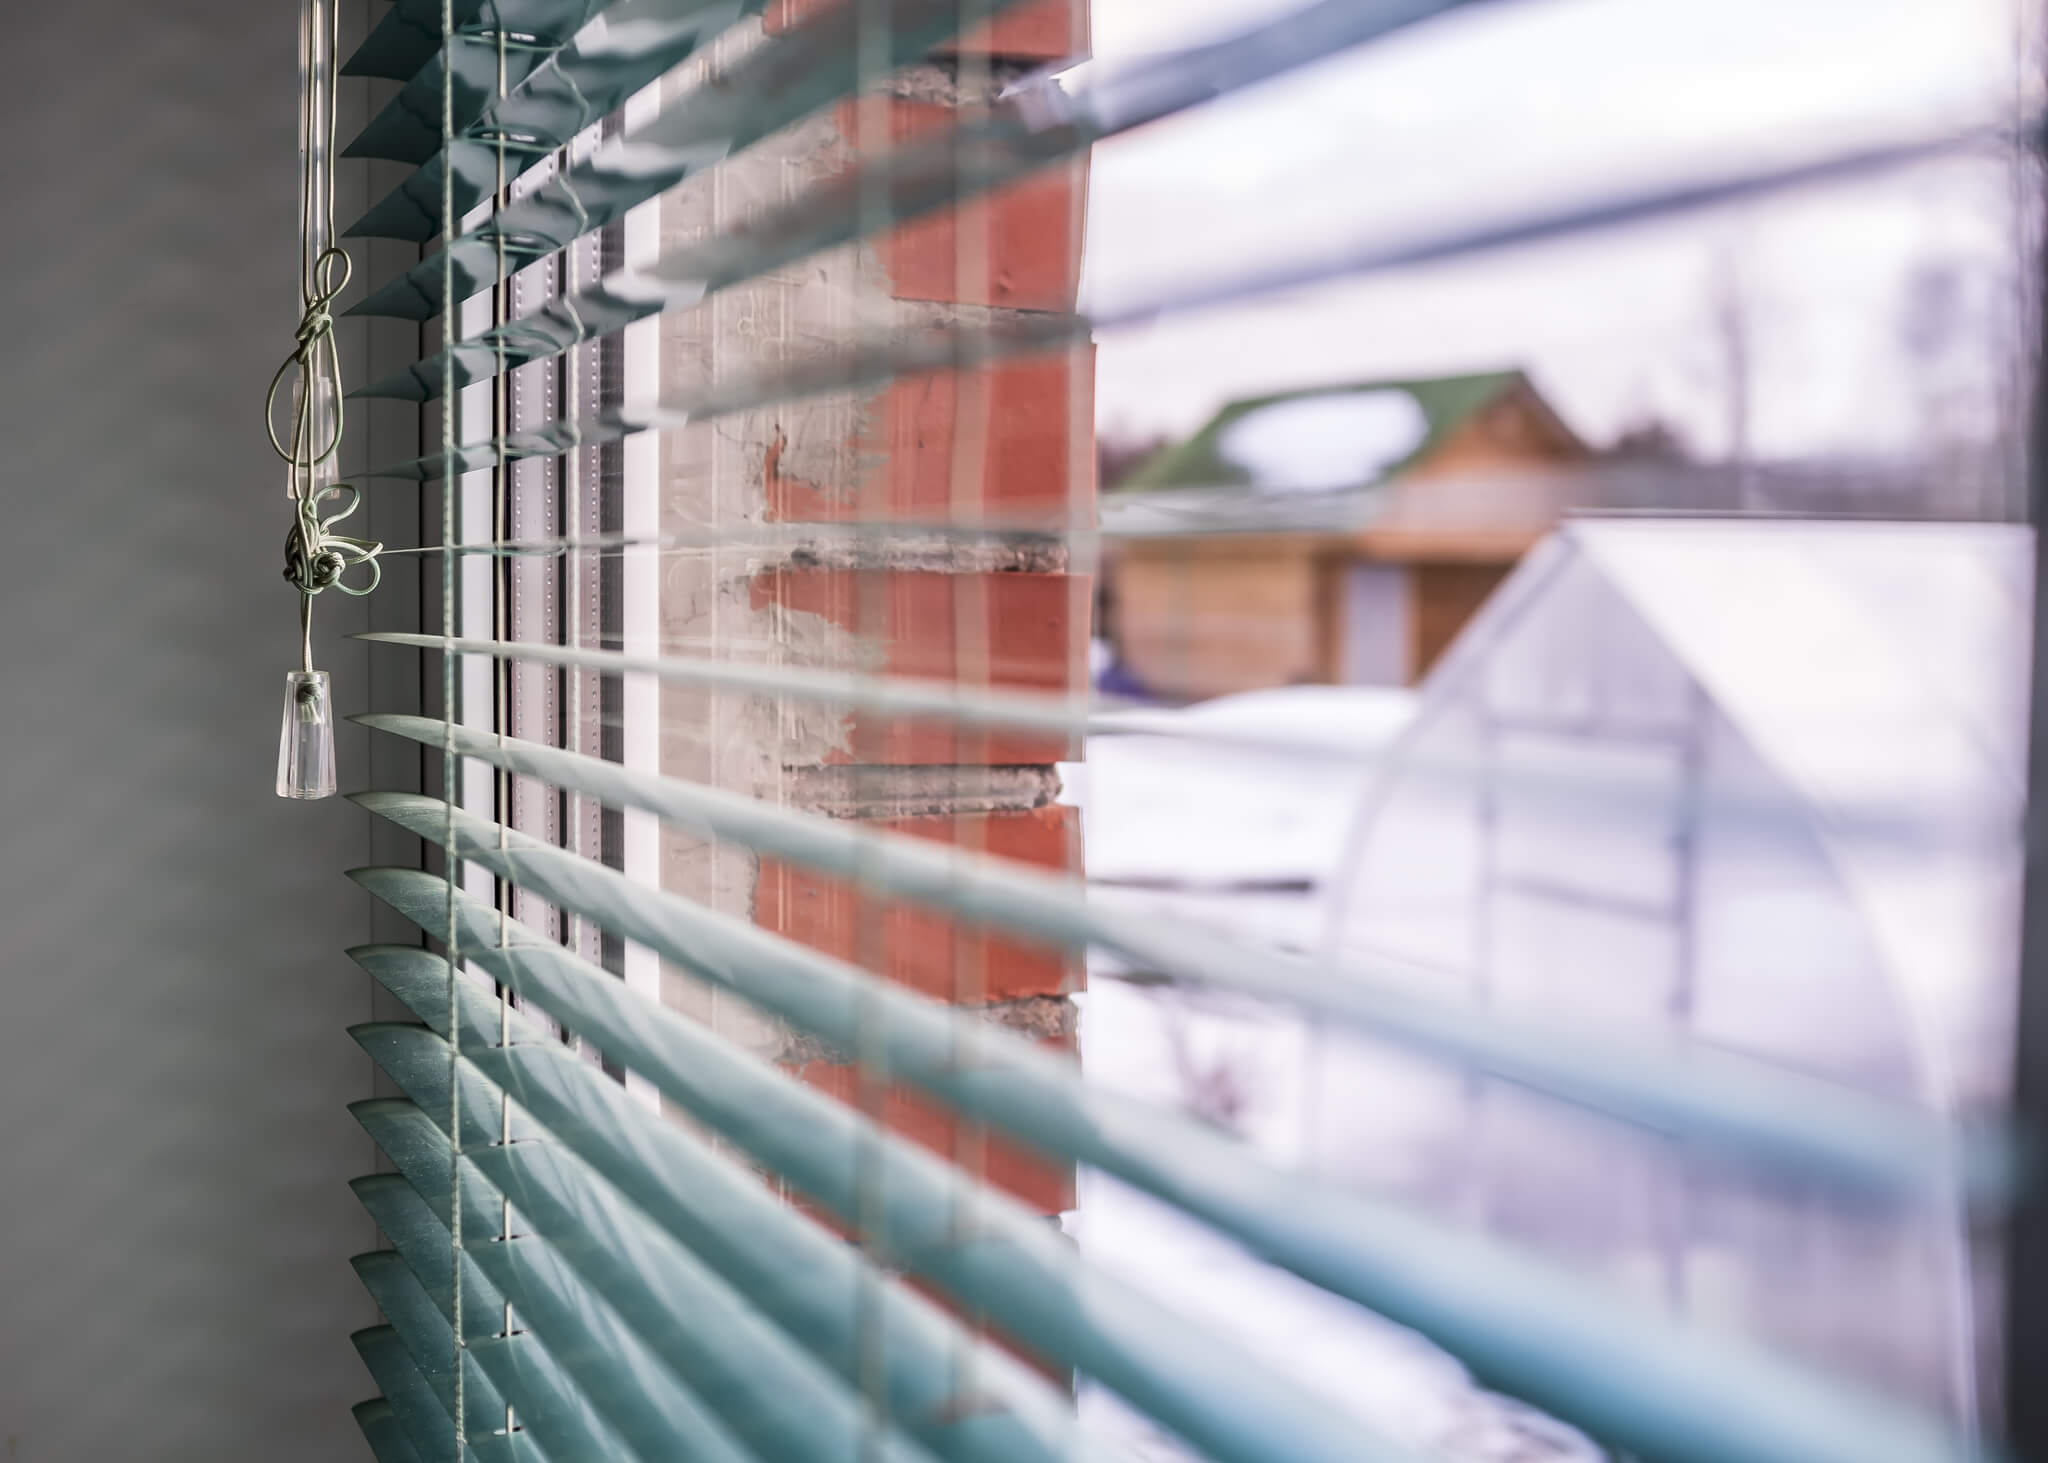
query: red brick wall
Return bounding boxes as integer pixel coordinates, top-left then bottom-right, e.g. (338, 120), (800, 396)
(764, 351), (1095, 524)
(766, 0), (1088, 59)
(750, 567), (1082, 764)
(757, 804), (1078, 1001)
(738, 3), (1094, 1229)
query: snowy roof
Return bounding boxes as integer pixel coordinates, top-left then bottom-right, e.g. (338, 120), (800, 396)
(1122, 370), (1535, 494)
(1066, 685), (1418, 889)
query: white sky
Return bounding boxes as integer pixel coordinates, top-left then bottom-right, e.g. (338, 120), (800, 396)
(1079, 0), (2032, 458)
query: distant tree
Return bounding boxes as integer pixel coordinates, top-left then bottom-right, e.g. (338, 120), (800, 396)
(1710, 249), (1756, 508)
(1158, 996), (1254, 1134)
(1603, 417), (1690, 462)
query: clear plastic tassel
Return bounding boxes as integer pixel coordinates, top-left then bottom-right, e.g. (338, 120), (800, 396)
(277, 669), (337, 799)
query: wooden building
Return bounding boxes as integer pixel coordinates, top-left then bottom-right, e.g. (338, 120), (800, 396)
(1101, 370), (1588, 700)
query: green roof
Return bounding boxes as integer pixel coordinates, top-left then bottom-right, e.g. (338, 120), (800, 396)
(1121, 370), (1527, 492)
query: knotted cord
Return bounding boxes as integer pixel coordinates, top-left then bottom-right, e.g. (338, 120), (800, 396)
(269, 0), (379, 675)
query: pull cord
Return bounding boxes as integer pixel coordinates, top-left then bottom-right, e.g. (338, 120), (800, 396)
(268, 246), (382, 672)
(268, 0), (379, 675)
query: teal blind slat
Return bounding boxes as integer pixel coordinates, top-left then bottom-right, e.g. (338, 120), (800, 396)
(483, 0), (761, 143)
(352, 1254), (541, 1451)
(353, 107), (1081, 397)
(348, 0), (765, 241)
(473, 1331), (690, 1463)
(345, 872), (1415, 1463)
(343, 0), (483, 79)
(349, 308), (1081, 477)
(356, 712), (1983, 1200)
(356, 634), (1092, 737)
(343, 0), (598, 79)
(353, 1176), (511, 1344)
(347, 805), (1976, 1463)
(351, 944), (1087, 1463)
(343, 34), (555, 165)
(355, 0), (1487, 402)
(357, 1106), (758, 1463)
(354, 1399), (429, 1463)
(347, 141), (517, 244)
(345, 0), (1041, 318)
(304, 0), (2011, 1455)
(356, 1168), (768, 1463)
(346, 120), (2010, 477)
(353, 1023), (951, 1463)
(356, 1228), (695, 1463)
(351, 1326), (540, 1463)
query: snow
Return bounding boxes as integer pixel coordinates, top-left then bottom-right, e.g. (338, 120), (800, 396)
(1062, 691), (1601, 1462)
(1062, 525), (2022, 1453)
(1069, 886), (1603, 1463)
(1214, 390), (1432, 493)
(1073, 1166), (1595, 1463)
(1067, 686), (1417, 887)
(1103, 682), (1421, 748)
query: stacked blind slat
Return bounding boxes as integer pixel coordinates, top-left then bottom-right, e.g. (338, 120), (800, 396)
(323, 0), (2007, 1459)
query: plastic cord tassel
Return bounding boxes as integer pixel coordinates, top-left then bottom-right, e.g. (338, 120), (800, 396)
(278, 669), (337, 799)
(269, 0), (376, 800)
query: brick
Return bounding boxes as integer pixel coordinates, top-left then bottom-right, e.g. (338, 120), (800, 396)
(877, 157), (1085, 310)
(795, 1056), (1076, 1214)
(766, 0), (1087, 59)
(838, 98), (1087, 311)
(935, 0), (1085, 60)
(757, 805), (1079, 1001)
(777, 1203), (1070, 1380)
(750, 567), (1086, 765)
(765, 348), (1094, 523)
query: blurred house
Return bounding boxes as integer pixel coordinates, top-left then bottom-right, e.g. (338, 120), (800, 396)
(1099, 370), (1588, 700)
(1097, 370), (2017, 704)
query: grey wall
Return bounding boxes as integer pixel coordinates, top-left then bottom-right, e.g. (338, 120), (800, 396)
(0, 3), (398, 1456)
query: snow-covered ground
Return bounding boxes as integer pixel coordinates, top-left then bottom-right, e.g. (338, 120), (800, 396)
(1061, 689), (1604, 1462)
(1070, 685), (1416, 890)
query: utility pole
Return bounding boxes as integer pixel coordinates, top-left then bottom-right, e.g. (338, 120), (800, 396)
(1711, 249), (1756, 510)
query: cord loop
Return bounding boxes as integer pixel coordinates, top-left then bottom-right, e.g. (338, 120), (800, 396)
(268, 238), (375, 673)
(265, 244), (353, 470)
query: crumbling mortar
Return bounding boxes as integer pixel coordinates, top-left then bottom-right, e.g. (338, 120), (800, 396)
(884, 58), (1042, 107)
(786, 763), (1065, 818)
(778, 993), (1077, 1066)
